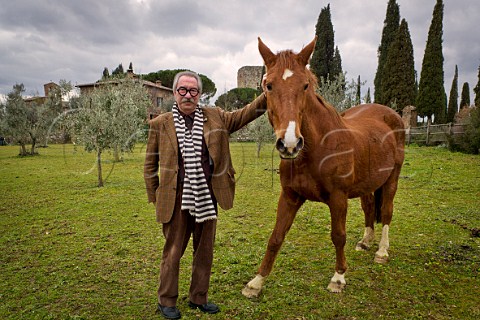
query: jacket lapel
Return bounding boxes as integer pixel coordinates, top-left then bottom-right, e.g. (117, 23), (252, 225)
(163, 114), (178, 156)
(203, 110), (211, 146)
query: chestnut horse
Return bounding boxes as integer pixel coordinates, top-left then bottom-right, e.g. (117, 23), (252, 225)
(242, 37), (405, 297)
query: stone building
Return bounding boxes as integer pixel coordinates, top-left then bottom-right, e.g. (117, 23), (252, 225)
(77, 66), (173, 119)
(24, 82), (60, 106)
(237, 66), (263, 89)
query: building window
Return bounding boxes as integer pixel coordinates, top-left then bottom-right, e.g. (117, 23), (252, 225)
(157, 97), (163, 108)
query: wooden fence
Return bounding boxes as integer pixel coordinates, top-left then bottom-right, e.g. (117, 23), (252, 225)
(406, 122), (466, 146)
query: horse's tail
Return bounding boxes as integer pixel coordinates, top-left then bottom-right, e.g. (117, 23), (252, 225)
(374, 188), (382, 224)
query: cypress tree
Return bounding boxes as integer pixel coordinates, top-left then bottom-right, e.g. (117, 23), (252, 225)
(112, 63), (124, 77)
(416, 0), (446, 123)
(331, 46), (343, 79)
(381, 19), (416, 113)
(459, 82), (470, 108)
(374, 0), (400, 104)
(446, 65), (458, 123)
(356, 75), (361, 105)
(102, 67), (110, 79)
(474, 66), (480, 107)
(311, 4), (336, 83)
(365, 88), (372, 104)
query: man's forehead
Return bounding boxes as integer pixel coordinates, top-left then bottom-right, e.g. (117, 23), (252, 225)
(178, 76), (198, 86)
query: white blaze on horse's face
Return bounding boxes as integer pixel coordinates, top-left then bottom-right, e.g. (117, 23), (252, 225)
(282, 68), (294, 80)
(284, 121), (297, 149)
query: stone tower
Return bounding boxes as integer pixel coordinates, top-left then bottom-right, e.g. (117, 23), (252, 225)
(237, 66), (263, 89)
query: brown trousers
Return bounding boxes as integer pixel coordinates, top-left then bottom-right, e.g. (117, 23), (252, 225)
(157, 192), (217, 307)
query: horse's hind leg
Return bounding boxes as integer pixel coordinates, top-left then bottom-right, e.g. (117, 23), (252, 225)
(242, 190), (304, 298)
(374, 166), (401, 264)
(356, 193), (376, 251)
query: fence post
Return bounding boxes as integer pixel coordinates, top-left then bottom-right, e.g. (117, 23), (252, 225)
(426, 119), (431, 145)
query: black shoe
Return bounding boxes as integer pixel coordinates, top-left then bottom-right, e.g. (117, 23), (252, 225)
(188, 301), (220, 314)
(157, 304), (181, 319)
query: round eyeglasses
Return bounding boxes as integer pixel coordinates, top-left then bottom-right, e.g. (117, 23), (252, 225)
(176, 87), (200, 97)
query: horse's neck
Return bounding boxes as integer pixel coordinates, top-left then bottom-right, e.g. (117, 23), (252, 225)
(302, 93), (346, 140)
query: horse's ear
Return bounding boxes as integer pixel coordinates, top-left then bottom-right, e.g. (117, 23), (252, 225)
(258, 37), (276, 68)
(298, 36), (317, 66)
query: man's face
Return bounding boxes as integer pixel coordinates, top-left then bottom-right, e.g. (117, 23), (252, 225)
(174, 76), (200, 115)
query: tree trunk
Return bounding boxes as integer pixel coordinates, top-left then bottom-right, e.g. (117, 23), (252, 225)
(30, 138), (37, 155)
(256, 141), (262, 158)
(97, 149), (104, 187)
(19, 143), (27, 156)
(114, 146), (121, 162)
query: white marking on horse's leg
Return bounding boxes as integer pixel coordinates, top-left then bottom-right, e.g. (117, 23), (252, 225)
(242, 274), (265, 298)
(327, 271), (346, 293)
(282, 68), (294, 80)
(356, 227), (375, 251)
(284, 121), (297, 148)
(375, 225), (390, 263)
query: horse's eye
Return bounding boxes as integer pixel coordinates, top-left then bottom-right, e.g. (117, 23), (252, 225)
(304, 83), (309, 90)
(266, 83), (273, 91)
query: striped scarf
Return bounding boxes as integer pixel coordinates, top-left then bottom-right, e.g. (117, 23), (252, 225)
(172, 104), (217, 223)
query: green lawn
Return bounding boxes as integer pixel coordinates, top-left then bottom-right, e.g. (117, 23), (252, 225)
(1, 143), (479, 319)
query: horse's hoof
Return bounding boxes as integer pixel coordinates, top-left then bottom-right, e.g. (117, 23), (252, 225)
(355, 242), (369, 251)
(327, 281), (346, 293)
(374, 254), (388, 264)
(242, 286), (262, 298)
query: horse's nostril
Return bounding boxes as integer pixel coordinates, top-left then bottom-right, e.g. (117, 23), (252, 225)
(296, 137), (304, 151)
(276, 138), (286, 153)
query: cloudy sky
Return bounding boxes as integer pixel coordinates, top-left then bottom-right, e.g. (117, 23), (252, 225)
(1, 0), (479, 103)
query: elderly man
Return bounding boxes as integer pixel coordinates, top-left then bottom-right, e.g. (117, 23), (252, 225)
(144, 71), (266, 319)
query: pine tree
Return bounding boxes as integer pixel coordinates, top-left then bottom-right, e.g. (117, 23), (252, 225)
(446, 65), (458, 123)
(381, 19), (416, 113)
(374, 0), (400, 104)
(311, 4), (337, 83)
(459, 82), (470, 108)
(416, 0), (446, 123)
(474, 66), (480, 107)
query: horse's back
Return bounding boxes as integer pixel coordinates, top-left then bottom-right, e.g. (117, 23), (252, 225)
(342, 104), (401, 125)
(342, 103), (405, 144)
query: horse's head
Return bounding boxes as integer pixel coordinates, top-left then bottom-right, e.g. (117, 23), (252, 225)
(258, 36), (317, 159)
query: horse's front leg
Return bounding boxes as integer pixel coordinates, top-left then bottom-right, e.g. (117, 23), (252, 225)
(327, 192), (348, 293)
(242, 190), (304, 298)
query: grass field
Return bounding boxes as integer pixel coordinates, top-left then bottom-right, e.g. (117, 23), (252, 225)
(1, 143), (479, 319)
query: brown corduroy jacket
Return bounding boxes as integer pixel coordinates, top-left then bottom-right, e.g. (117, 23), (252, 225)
(144, 93), (266, 223)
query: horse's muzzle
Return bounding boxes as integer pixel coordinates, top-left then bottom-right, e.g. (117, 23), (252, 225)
(276, 136), (304, 159)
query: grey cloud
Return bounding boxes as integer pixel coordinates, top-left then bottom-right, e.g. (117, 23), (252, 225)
(0, 0), (478, 102)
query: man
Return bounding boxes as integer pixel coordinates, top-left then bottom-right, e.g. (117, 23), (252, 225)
(144, 71), (266, 319)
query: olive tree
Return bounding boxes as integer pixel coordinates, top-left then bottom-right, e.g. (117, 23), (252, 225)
(317, 73), (366, 112)
(247, 113), (274, 158)
(69, 79), (149, 187)
(1, 84), (34, 155)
